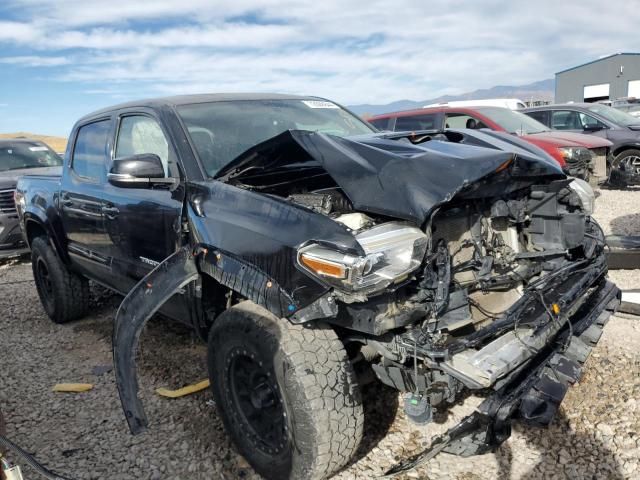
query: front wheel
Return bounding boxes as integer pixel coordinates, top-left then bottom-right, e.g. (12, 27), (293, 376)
(208, 301), (363, 480)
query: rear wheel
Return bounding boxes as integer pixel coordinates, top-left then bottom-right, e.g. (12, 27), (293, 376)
(207, 301), (363, 480)
(609, 149), (640, 187)
(31, 236), (89, 323)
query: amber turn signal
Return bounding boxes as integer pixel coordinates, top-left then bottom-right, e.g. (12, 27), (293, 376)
(299, 254), (347, 279)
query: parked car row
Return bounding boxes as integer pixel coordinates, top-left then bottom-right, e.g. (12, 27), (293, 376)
(369, 100), (640, 188)
(369, 105), (611, 184)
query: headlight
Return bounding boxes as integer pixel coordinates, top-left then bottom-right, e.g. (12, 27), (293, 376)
(298, 222), (428, 294)
(568, 178), (595, 215)
(559, 146), (593, 165)
(13, 190), (25, 214)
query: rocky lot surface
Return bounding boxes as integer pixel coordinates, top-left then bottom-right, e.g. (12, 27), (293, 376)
(0, 187), (639, 480)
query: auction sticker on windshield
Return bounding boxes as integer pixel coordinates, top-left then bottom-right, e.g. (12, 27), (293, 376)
(302, 100), (339, 109)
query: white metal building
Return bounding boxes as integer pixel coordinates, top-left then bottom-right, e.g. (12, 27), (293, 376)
(555, 53), (640, 103)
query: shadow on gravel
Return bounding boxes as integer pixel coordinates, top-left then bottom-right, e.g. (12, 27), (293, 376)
(495, 411), (624, 479)
(610, 213), (640, 237)
(344, 381), (399, 468)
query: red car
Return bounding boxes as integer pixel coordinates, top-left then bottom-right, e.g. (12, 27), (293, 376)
(369, 106), (613, 183)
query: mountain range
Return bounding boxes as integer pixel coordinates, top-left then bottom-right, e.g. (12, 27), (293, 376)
(347, 79), (555, 116)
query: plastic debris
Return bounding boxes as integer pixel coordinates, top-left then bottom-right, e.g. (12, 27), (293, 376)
(155, 380), (210, 398)
(52, 384), (94, 393)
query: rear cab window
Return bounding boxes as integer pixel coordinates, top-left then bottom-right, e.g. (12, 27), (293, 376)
(71, 119), (111, 182)
(525, 110), (549, 126)
(444, 113), (487, 129)
(369, 118), (391, 130)
(394, 114), (439, 131)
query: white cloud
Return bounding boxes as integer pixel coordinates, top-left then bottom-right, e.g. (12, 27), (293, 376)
(0, 55), (71, 66)
(0, 1), (639, 104)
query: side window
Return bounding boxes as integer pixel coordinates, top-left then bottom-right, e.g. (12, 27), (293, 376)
(578, 113), (606, 129)
(115, 116), (170, 176)
(369, 118), (390, 130)
(526, 111), (548, 126)
(444, 113), (487, 129)
(551, 110), (581, 130)
(72, 120), (110, 181)
(395, 114), (438, 131)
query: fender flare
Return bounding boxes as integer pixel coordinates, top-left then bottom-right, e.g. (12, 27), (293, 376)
(113, 246), (199, 434)
(22, 211), (69, 264)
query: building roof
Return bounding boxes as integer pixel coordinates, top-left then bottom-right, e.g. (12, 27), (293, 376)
(556, 53), (640, 75)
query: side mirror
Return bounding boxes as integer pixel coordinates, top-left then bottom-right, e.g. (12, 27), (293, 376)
(107, 154), (177, 188)
(583, 124), (605, 132)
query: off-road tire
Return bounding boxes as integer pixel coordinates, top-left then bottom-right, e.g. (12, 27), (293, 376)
(31, 236), (89, 323)
(207, 301), (363, 480)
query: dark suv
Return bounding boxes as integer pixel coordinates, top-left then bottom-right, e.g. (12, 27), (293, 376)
(523, 103), (640, 186)
(0, 139), (62, 257)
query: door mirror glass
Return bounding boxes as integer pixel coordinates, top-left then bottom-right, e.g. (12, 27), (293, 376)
(108, 154), (176, 188)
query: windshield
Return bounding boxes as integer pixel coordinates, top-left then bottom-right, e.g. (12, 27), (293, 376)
(476, 107), (550, 135)
(0, 142), (63, 172)
(177, 99), (374, 176)
(587, 104), (640, 126)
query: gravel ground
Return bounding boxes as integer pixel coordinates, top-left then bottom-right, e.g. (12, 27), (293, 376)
(0, 188), (639, 480)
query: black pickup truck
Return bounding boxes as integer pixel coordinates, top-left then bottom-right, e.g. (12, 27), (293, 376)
(16, 94), (620, 479)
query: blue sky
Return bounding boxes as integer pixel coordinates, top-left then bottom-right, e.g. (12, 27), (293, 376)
(0, 0), (638, 137)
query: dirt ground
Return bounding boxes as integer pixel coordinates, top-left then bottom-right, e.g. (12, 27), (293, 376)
(0, 187), (639, 480)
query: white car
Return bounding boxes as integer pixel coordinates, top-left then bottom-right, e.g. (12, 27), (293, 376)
(424, 98), (527, 110)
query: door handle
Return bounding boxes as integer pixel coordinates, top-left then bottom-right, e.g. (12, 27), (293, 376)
(101, 205), (120, 218)
(60, 194), (73, 207)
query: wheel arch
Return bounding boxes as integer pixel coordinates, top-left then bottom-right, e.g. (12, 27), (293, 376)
(197, 248), (299, 320)
(612, 143), (640, 157)
(23, 215), (70, 264)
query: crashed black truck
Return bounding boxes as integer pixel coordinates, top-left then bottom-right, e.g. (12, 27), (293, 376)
(15, 94), (620, 480)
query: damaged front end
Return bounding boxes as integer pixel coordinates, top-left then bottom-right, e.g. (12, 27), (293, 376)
(113, 128), (619, 472)
(210, 130), (619, 461)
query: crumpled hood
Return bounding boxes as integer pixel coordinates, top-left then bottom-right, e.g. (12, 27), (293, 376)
(216, 129), (562, 225)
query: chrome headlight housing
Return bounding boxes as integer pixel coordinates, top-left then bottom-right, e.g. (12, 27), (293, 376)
(568, 177), (595, 215)
(298, 222), (428, 294)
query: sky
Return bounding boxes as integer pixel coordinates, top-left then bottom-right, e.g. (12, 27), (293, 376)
(0, 0), (638, 137)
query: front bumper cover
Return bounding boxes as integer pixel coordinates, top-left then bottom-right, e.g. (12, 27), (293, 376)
(384, 277), (620, 477)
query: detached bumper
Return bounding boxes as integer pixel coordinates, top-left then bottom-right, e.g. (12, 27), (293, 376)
(385, 277), (620, 476)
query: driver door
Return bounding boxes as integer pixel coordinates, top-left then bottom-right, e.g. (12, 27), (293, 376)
(101, 112), (185, 293)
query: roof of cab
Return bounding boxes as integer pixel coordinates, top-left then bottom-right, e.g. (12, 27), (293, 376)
(77, 93), (325, 123)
